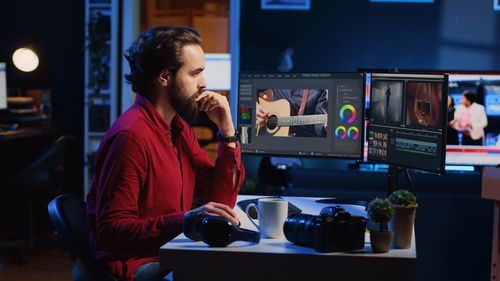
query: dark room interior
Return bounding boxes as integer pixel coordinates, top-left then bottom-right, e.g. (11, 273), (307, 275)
(0, 1), (499, 281)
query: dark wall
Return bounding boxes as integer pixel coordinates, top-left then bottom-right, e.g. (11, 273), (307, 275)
(0, 1), (84, 194)
(240, 0), (500, 72)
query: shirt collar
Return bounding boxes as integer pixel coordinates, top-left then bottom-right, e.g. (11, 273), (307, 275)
(134, 94), (185, 134)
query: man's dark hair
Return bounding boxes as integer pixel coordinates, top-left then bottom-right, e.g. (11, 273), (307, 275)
(124, 26), (202, 94)
(463, 92), (476, 104)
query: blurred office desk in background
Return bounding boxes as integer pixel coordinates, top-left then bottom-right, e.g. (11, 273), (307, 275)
(0, 125), (56, 141)
(0, 124), (57, 181)
(160, 195), (416, 281)
(0, 123), (59, 263)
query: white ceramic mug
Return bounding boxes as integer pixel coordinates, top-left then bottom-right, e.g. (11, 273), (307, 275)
(245, 198), (288, 239)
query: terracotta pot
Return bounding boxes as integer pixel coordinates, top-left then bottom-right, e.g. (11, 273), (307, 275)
(390, 205), (417, 249)
(370, 230), (393, 253)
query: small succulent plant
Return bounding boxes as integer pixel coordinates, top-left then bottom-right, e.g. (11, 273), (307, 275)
(367, 197), (394, 231)
(389, 189), (417, 206)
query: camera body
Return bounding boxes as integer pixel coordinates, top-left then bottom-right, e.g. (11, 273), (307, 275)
(284, 206), (366, 253)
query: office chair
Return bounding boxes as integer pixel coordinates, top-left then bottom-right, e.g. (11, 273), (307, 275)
(48, 194), (117, 281)
(0, 135), (69, 265)
(257, 156), (304, 195)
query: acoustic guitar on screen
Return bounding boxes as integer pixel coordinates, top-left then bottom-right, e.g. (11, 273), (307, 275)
(256, 97), (327, 137)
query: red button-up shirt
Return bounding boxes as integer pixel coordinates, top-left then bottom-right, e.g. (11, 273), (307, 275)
(86, 95), (244, 281)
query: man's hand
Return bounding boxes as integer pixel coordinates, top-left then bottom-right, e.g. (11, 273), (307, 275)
(256, 103), (270, 128)
(195, 91), (235, 137)
(186, 201), (239, 226)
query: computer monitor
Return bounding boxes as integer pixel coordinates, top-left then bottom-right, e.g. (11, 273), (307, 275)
(237, 72), (365, 159)
(0, 62), (7, 110)
(204, 53), (231, 91)
(367, 73), (449, 174)
(446, 72), (500, 166)
(363, 69), (500, 167)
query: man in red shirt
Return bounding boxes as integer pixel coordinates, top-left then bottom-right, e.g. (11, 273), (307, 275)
(86, 26), (244, 281)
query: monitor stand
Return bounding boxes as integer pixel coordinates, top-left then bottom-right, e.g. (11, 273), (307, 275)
(387, 165), (415, 195)
(387, 165), (400, 196)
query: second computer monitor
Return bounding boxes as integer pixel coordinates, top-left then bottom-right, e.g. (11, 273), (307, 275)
(367, 73), (449, 174)
(238, 72), (365, 159)
(0, 63), (7, 110)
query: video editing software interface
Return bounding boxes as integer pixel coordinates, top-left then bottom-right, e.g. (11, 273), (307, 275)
(238, 72), (364, 159)
(367, 73), (448, 173)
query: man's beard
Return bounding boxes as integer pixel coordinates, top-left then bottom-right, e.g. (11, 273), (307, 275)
(169, 80), (203, 124)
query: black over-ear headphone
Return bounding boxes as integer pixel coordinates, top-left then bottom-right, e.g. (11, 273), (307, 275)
(183, 211), (261, 247)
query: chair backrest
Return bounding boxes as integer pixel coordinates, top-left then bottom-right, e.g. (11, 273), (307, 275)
(48, 194), (116, 281)
(6, 135), (70, 192)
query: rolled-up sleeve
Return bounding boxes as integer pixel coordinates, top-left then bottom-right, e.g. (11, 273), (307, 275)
(192, 131), (245, 208)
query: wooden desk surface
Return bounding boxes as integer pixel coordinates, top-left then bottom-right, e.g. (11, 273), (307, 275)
(160, 195), (416, 281)
(0, 126), (56, 141)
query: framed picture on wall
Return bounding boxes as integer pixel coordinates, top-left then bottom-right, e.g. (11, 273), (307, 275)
(369, 0), (433, 2)
(261, 0), (311, 10)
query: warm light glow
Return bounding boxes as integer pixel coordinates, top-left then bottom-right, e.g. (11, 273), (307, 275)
(12, 48), (39, 72)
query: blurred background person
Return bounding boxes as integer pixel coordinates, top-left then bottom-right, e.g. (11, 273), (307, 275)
(277, 47), (294, 72)
(447, 96), (458, 145)
(451, 92), (488, 145)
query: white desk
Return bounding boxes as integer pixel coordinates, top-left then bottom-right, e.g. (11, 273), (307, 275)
(160, 195), (416, 281)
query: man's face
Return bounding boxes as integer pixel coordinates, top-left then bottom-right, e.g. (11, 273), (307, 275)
(168, 44), (207, 123)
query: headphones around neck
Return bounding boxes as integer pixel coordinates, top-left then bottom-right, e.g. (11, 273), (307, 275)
(183, 211), (261, 247)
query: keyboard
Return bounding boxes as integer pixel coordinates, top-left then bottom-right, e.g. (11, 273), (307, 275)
(237, 196), (302, 219)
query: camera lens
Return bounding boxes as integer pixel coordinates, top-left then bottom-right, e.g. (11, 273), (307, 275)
(283, 214), (321, 247)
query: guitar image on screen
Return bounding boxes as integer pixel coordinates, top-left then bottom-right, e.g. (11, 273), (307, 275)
(256, 97), (327, 137)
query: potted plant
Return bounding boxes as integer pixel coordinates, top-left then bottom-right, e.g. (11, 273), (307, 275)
(86, 11), (111, 96)
(388, 189), (417, 249)
(367, 197), (394, 253)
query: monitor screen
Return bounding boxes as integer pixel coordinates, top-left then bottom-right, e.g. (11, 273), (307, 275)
(367, 73), (448, 174)
(446, 72), (500, 166)
(0, 62), (7, 110)
(238, 72), (365, 159)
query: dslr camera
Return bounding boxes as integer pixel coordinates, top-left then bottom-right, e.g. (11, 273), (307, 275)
(284, 206), (366, 253)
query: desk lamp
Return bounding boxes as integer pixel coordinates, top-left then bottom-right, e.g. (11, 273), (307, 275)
(12, 47), (39, 73)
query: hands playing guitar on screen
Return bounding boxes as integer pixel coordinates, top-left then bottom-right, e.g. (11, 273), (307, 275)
(255, 89), (327, 137)
(256, 89), (273, 128)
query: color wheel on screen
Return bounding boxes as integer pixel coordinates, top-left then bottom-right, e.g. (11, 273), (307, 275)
(347, 126), (359, 140)
(335, 126), (347, 140)
(339, 104), (357, 124)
